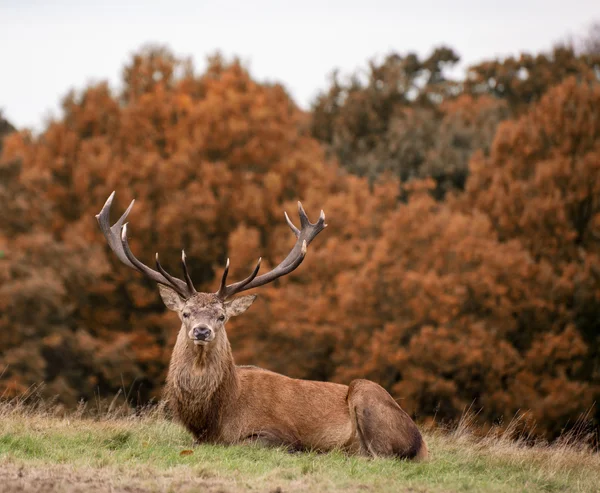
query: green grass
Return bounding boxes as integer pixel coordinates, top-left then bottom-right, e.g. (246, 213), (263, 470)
(0, 404), (598, 492)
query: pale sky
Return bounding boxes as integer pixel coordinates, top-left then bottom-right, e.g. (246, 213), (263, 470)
(1, 0), (599, 130)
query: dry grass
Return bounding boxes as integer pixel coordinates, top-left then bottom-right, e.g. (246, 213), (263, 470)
(0, 394), (599, 492)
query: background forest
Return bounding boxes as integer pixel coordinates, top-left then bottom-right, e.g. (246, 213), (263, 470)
(1, 31), (600, 439)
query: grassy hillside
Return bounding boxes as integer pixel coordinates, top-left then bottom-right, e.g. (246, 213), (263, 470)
(0, 402), (598, 493)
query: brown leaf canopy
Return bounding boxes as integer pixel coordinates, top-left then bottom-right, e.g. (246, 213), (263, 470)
(1, 46), (598, 437)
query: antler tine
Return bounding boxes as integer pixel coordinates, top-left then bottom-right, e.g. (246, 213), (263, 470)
(96, 192), (194, 299)
(297, 201), (311, 228)
(119, 223), (192, 298)
(215, 202), (327, 299)
(218, 258), (231, 296)
(118, 224), (184, 297)
(181, 250), (197, 294)
(216, 258), (262, 300)
(95, 192), (136, 269)
(284, 211), (301, 238)
(155, 253), (188, 296)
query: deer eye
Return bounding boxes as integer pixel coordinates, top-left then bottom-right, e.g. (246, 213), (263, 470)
(218, 315), (225, 322)
(183, 313), (190, 319)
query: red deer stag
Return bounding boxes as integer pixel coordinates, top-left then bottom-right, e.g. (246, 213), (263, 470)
(96, 192), (427, 460)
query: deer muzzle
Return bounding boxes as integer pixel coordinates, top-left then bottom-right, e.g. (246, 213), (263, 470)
(190, 325), (214, 344)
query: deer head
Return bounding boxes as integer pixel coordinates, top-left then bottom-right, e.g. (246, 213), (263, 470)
(96, 192), (327, 347)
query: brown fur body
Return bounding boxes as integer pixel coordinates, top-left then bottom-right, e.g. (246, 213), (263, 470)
(164, 295), (427, 460)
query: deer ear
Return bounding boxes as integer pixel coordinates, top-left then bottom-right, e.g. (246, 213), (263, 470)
(158, 285), (185, 312)
(224, 295), (257, 318)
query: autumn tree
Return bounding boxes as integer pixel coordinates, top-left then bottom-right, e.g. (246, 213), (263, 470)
(330, 183), (594, 436)
(579, 21), (600, 55)
(459, 76), (600, 426)
(312, 45), (599, 200)
(326, 76), (600, 436)
(311, 48), (509, 198)
(1, 47), (598, 438)
(0, 47), (390, 405)
(0, 112), (14, 142)
(465, 46), (600, 113)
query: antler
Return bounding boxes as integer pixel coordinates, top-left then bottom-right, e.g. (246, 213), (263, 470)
(216, 201), (327, 300)
(96, 192), (197, 299)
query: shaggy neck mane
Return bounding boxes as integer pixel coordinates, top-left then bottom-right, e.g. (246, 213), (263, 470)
(166, 327), (239, 442)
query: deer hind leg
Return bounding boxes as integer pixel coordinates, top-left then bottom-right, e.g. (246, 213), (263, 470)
(347, 379), (428, 460)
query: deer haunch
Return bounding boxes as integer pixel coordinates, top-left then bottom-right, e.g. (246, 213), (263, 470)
(348, 379), (428, 460)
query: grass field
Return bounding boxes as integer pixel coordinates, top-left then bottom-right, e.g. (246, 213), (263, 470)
(0, 401), (598, 492)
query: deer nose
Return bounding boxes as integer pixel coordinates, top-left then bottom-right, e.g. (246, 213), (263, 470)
(192, 325), (212, 341)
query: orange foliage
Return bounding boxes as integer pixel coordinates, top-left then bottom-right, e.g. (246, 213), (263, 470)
(0, 48), (598, 437)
